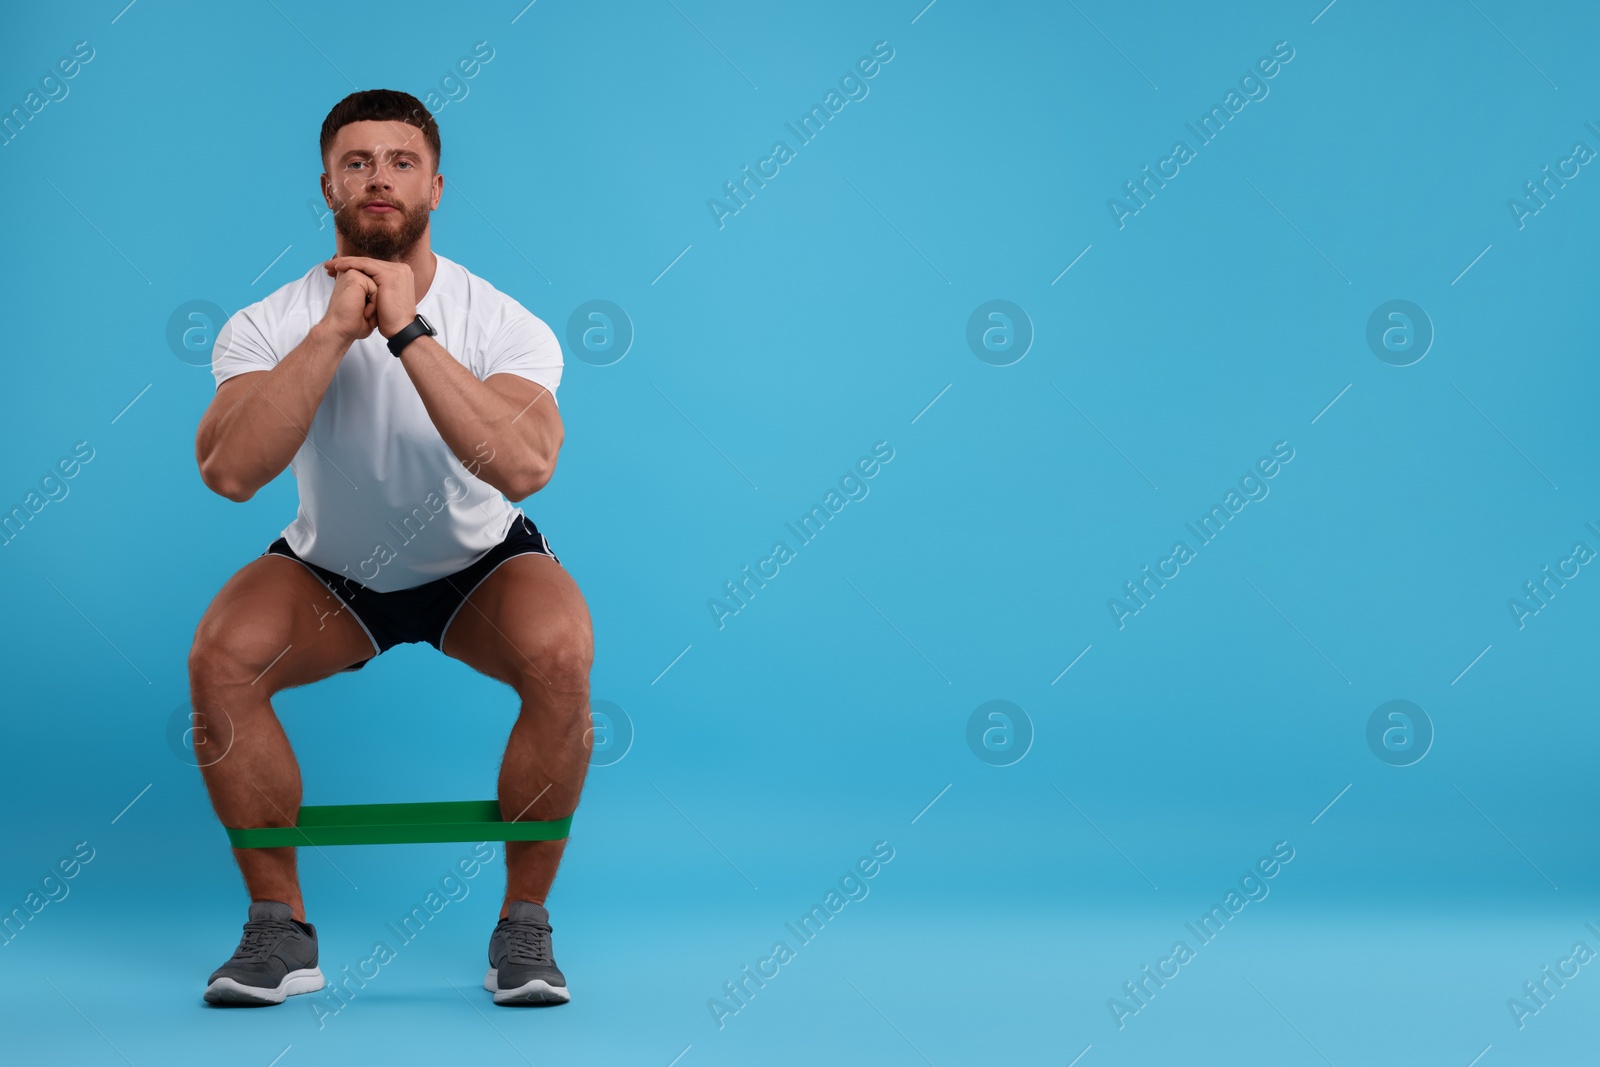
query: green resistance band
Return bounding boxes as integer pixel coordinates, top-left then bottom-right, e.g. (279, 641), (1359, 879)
(225, 800), (572, 849)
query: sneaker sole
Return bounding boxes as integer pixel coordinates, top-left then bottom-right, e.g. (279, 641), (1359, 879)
(484, 967), (570, 1006)
(204, 967), (325, 1006)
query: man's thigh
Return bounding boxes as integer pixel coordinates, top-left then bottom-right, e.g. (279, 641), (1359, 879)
(190, 554), (377, 693)
(440, 554), (593, 691)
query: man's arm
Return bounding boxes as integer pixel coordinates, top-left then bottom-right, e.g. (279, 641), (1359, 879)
(322, 255), (562, 500)
(196, 269), (374, 501)
(195, 325), (349, 501)
(395, 336), (563, 500)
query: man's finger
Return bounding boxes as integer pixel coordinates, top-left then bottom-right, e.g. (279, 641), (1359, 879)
(326, 255), (398, 276)
(327, 262), (382, 291)
(323, 258), (377, 277)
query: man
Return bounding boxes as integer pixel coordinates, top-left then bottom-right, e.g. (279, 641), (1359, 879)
(189, 89), (592, 1008)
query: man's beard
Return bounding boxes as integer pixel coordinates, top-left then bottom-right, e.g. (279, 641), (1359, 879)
(333, 195), (430, 259)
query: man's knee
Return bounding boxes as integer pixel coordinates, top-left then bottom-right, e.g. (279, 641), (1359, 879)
(513, 630), (592, 696)
(188, 624), (291, 693)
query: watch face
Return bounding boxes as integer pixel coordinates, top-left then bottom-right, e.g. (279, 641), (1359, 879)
(418, 313), (435, 335)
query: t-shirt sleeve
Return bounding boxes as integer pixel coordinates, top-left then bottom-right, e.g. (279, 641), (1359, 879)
(211, 307), (280, 389)
(483, 308), (563, 408)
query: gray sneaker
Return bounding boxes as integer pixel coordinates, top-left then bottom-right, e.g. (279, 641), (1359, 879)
(204, 900), (325, 1005)
(484, 900), (570, 1005)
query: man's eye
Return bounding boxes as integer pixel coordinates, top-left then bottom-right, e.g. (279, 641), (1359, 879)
(397, 160), (412, 169)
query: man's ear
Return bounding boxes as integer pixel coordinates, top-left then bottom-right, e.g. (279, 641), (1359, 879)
(323, 172), (356, 212)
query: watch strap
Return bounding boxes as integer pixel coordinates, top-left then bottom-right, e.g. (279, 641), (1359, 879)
(388, 314), (435, 357)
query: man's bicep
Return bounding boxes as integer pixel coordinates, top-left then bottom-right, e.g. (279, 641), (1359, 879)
(196, 370), (265, 467)
(486, 373), (560, 429)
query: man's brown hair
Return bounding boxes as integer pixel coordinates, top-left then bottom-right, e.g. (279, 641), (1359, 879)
(319, 89), (440, 172)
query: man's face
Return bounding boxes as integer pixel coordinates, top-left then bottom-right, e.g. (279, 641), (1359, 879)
(322, 119), (441, 259)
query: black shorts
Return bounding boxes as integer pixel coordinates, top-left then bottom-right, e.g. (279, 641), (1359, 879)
(262, 511), (560, 672)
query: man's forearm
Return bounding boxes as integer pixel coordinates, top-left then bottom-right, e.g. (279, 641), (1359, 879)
(396, 335), (560, 499)
(198, 323), (351, 501)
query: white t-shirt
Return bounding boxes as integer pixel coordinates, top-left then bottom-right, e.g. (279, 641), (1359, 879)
(210, 252), (562, 593)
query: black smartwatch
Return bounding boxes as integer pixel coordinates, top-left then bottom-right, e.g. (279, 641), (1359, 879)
(388, 313), (436, 357)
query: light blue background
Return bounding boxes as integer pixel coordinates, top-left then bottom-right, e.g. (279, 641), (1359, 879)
(3, 0), (1598, 1064)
